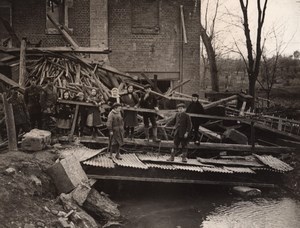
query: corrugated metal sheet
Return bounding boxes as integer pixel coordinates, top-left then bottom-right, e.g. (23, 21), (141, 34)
(145, 162), (175, 170)
(83, 155), (115, 168)
(113, 154), (148, 169)
(60, 146), (106, 162)
(202, 166), (233, 173)
(197, 157), (264, 167)
(254, 154), (293, 172)
(173, 165), (203, 172)
(224, 166), (256, 174)
(138, 154), (207, 166)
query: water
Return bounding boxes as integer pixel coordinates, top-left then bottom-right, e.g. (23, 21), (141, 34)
(97, 181), (300, 228)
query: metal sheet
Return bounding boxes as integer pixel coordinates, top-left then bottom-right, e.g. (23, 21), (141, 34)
(145, 162), (175, 170)
(202, 166), (233, 173)
(113, 154), (148, 169)
(83, 154), (115, 168)
(60, 146), (106, 162)
(197, 157), (264, 167)
(138, 154), (207, 166)
(173, 165), (203, 172)
(254, 154), (293, 172)
(224, 166), (256, 174)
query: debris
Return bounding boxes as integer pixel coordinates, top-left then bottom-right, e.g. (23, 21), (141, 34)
(29, 175), (42, 186)
(21, 129), (52, 151)
(4, 167), (16, 175)
(83, 188), (121, 221)
(46, 155), (88, 194)
(71, 182), (92, 206)
(232, 186), (261, 197)
(58, 211), (67, 217)
(59, 193), (98, 228)
(24, 224), (35, 228)
(222, 129), (248, 145)
(58, 217), (75, 228)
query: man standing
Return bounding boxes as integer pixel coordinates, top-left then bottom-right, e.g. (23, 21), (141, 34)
(7, 87), (30, 139)
(138, 84), (160, 142)
(24, 76), (43, 129)
(167, 103), (192, 163)
(107, 103), (124, 160)
(40, 78), (58, 130)
(186, 93), (205, 145)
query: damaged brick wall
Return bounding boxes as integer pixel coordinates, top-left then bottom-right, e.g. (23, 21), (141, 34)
(11, 0), (90, 47)
(108, 0), (201, 95)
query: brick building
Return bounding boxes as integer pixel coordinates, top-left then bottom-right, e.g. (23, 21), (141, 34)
(0, 0), (201, 94)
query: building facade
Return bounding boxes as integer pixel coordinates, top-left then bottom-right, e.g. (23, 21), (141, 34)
(0, 0), (201, 94)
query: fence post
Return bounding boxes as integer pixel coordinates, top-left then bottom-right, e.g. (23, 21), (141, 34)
(1, 93), (18, 151)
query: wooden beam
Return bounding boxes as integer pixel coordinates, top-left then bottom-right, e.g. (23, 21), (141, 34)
(127, 81), (170, 100)
(0, 16), (21, 47)
(0, 72), (25, 92)
(19, 38), (26, 87)
(69, 104), (79, 141)
(87, 175), (275, 188)
(1, 93), (17, 151)
(180, 5), (187, 43)
(47, 13), (79, 48)
(74, 136), (295, 153)
(203, 95), (238, 110)
(0, 46), (111, 54)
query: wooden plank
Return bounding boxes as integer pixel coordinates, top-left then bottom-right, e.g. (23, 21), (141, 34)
(203, 95), (238, 110)
(19, 38), (26, 87)
(1, 93), (17, 151)
(69, 104), (79, 141)
(87, 175), (275, 188)
(0, 46), (111, 54)
(127, 81), (170, 100)
(180, 5), (187, 43)
(0, 16), (21, 47)
(0, 72), (25, 92)
(74, 136), (295, 153)
(47, 13), (79, 48)
(198, 126), (222, 142)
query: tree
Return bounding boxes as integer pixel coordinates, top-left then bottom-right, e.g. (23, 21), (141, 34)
(238, 0), (268, 107)
(199, 0), (220, 92)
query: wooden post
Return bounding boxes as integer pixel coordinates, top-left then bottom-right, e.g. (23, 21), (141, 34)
(153, 74), (158, 92)
(69, 104), (79, 141)
(19, 38), (27, 87)
(1, 93), (17, 151)
(251, 120), (255, 152)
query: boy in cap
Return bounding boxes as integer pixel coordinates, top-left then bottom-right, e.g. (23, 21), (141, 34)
(107, 103), (124, 159)
(166, 103), (192, 163)
(137, 84), (161, 142)
(24, 76), (43, 129)
(186, 93), (205, 145)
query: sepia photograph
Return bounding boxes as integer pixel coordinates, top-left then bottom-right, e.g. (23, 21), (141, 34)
(0, 0), (299, 227)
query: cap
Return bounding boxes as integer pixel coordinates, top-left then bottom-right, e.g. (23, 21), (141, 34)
(112, 103), (122, 109)
(192, 93), (199, 98)
(144, 84), (151, 89)
(177, 103), (185, 108)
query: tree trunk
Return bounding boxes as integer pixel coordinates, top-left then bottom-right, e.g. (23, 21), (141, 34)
(200, 25), (219, 92)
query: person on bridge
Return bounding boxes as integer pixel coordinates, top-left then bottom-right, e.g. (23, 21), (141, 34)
(107, 103), (124, 160)
(166, 103), (192, 163)
(137, 84), (161, 143)
(186, 93), (205, 145)
(121, 85), (139, 139)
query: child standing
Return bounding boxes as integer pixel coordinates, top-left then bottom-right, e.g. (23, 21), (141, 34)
(56, 91), (73, 135)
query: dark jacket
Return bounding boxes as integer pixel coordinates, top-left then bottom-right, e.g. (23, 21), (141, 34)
(121, 92), (139, 127)
(139, 93), (157, 109)
(40, 85), (58, 112)
(24, 85), (43, 114)
(168, 112), (192, 138)
(186, 101), (206, 126)
(7, 94), (29, 125)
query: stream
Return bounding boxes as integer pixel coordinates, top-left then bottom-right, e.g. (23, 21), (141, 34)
(97, 181), (300, 228)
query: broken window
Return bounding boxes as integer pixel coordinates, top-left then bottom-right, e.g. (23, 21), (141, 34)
(46, 0), (73, 34)
(131, 0), (160, 34)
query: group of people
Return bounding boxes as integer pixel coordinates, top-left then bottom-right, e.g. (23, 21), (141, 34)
(7, 76), (206, 162)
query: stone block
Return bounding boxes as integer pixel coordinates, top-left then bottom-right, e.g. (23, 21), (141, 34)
(21, 129), (51, 151)
(47, 155), (88, 194)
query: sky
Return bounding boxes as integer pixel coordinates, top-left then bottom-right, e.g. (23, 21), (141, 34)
(205, 0), (300, 57)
